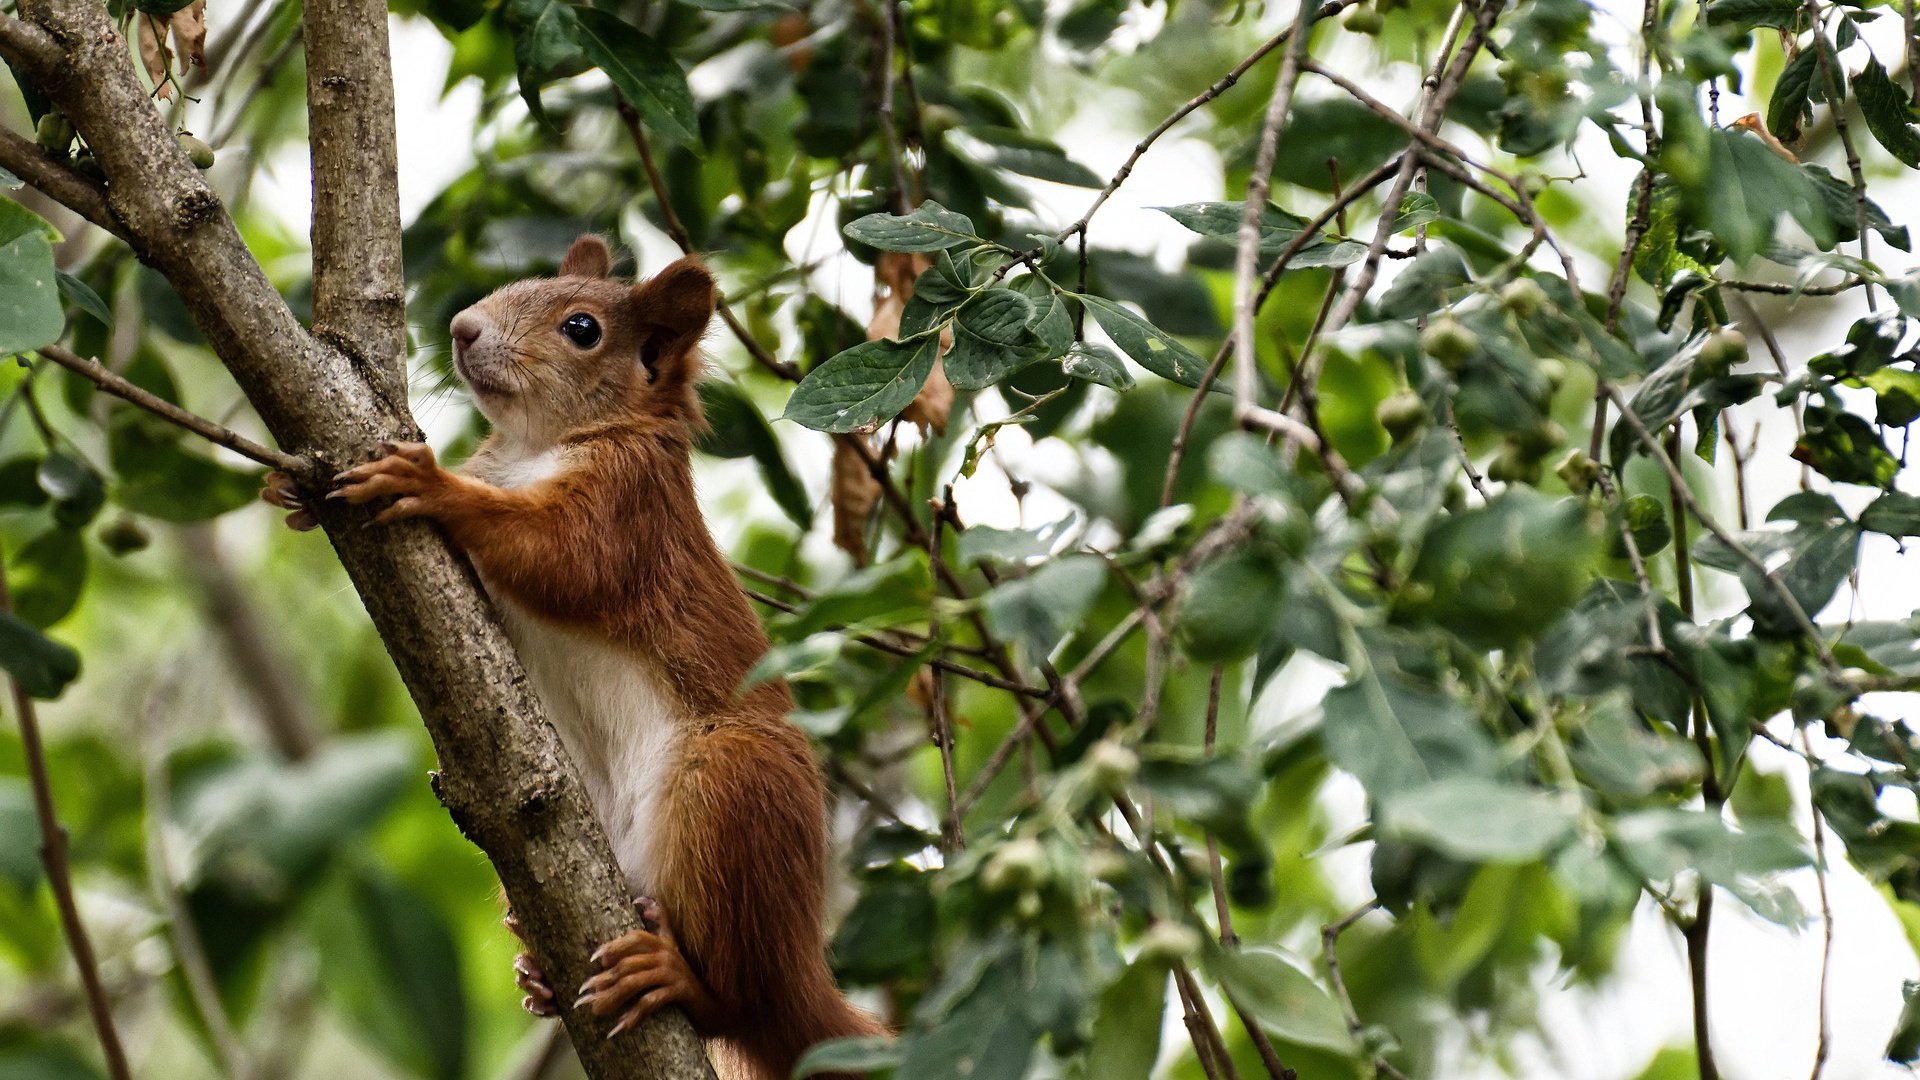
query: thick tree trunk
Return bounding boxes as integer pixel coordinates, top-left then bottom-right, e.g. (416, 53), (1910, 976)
(0, 5), (715, 1079)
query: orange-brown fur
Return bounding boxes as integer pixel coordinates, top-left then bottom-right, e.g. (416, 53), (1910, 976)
(315, 236), (883, 1078)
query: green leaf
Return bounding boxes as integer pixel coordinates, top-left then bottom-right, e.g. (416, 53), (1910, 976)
(981, 554), (1104, 657)
(503, 0), (586, 123)
(843, 201), (980, 252)
(1703, 0), (1802, 29)
(1086, 960), (1167, 1080)
(0, 202), (65, 357)
(570, 7), (698, 143)
(1382, 778), (1580, 862)
(697, 381), (813, 529)
(832, 863), (934, 980)
(36, 453), (105, 528)
(1394, 491), (1605, 649)
(0, 613), (80, 699)
(1890, 981), (1920, 1064)
(107, 410), (262, 522)
(781, 332), (940, 433)
(773, 555), (932, 639)
(0, 779), (41, 892)
(1179, 547), (1285, 662)
(1861, 366), (1920, 425)
(795, 1036), (901, 1078)
(1612, 808), (1811, 924)
(1391, 191), (1441, 234)
(1862, 491), (1920, 536)
(1767, 45), (1820, 142)
(900, 945), (1034, 1080)
(1206, 947), (1353, 1053)
(1154, 201), (1363, 267)
(1855, 58), (1920, 168)
(310, 862), (468, 1080)
(6, 527), (85, 628)
(0, 1039), (105, 1080)
(1060, 343), (1134, 390)
(1792, 401), (1898, 487)
(1322, 665), (1498, 800)
(950, 126), (1100, 187)
(56, 271), (111, 328)
(955, 516), (1074, 566)
(1704, 127), (1837, 262)
(1079, 294), (1212, 389)
(944, 288), (1049, 390)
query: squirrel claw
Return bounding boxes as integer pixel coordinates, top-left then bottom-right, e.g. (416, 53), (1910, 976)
(575, 902), (721, 1035)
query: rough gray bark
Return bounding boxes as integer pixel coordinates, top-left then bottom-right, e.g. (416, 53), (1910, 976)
(0, 5), (716, 1079)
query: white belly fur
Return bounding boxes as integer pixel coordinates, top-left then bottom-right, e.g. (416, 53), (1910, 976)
(471, 440), (681, 896)
(494, 600), (679, 896)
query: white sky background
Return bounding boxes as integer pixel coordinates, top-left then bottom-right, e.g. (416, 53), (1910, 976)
(228, 5), (1920, 1078)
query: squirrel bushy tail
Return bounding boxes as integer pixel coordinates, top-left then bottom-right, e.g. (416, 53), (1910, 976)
(716, 963), (886, 1080)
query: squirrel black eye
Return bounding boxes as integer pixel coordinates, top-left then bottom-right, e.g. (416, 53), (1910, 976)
(561, 312), (601, 348)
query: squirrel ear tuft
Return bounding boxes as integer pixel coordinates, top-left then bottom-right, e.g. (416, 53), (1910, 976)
(629, 257), (716, 413)
(558, 235), (614, 278)
(631, 256), (715, 342)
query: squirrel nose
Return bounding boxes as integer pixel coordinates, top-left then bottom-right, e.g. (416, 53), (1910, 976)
(450, 311), (485, 355)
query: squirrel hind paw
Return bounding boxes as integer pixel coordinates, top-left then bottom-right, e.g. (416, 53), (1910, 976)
(514, 952), (558, 1017)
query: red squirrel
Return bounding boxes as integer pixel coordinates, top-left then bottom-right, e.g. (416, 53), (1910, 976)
(263, 236), (883, 1079)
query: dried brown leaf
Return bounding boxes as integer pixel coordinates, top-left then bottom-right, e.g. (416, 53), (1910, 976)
(171, 0), (208, 72)
(831, 437), (880, 565)
(136, 13), (174, 100)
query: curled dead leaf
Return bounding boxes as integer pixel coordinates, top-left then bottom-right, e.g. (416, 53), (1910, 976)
(136, 13), (173, 100)
(831, 436), (880, 565)
(172, 0), (208, 72)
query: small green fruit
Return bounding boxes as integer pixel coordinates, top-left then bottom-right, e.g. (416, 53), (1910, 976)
(1421, 316), (1479, 371)
(1513, 420), (1566, 456)
(1087, 740), (1139, 791)
(1344, 5), (1384, 33)
(983, 837), (1048, 893)
(73, 153), (104, 182)
(1487, 443), (1543, 485)
(1137, 922), (1204, 962)
(98, 515), (150, 554)
(177, 133), (215, 170)
(1555, 449), (1599, 492)
(1623, 492), (1665, 531)
(1697, 327), (1747, 377)
(1375, 390), (1428, 442)
(1537, 358), (1569, 392)
(1500, 278), (1547, 319)
(35, 114), (75, 155)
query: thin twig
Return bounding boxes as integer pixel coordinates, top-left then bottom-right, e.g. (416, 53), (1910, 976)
(1054, 0), (1357, 243)
(0, 545), (134, 1080)
(617, 105), (802, 381)
(142, 665), (256, 1080)
(740, 587), (1049, 699)
(1603, 383), (1840, 673)
(39, 344), (307, 472)
(1798, 725), (1835, 1080)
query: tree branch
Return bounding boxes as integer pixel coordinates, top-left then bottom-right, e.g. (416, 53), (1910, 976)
(303, 0), (408, 391)
(38, 344), (307, 472)
(0, 548), (134, 1080)
(0, 123), (126, 241)
(12, 2), (713, 1075)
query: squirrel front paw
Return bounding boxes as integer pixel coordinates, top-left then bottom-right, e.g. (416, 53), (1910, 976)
(329, 441), (449, 525)
(576, 897), (721, 1039)
(260, 470), (318, 531)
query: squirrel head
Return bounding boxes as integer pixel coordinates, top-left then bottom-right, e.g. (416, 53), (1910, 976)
(447, 235), (715, 445)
